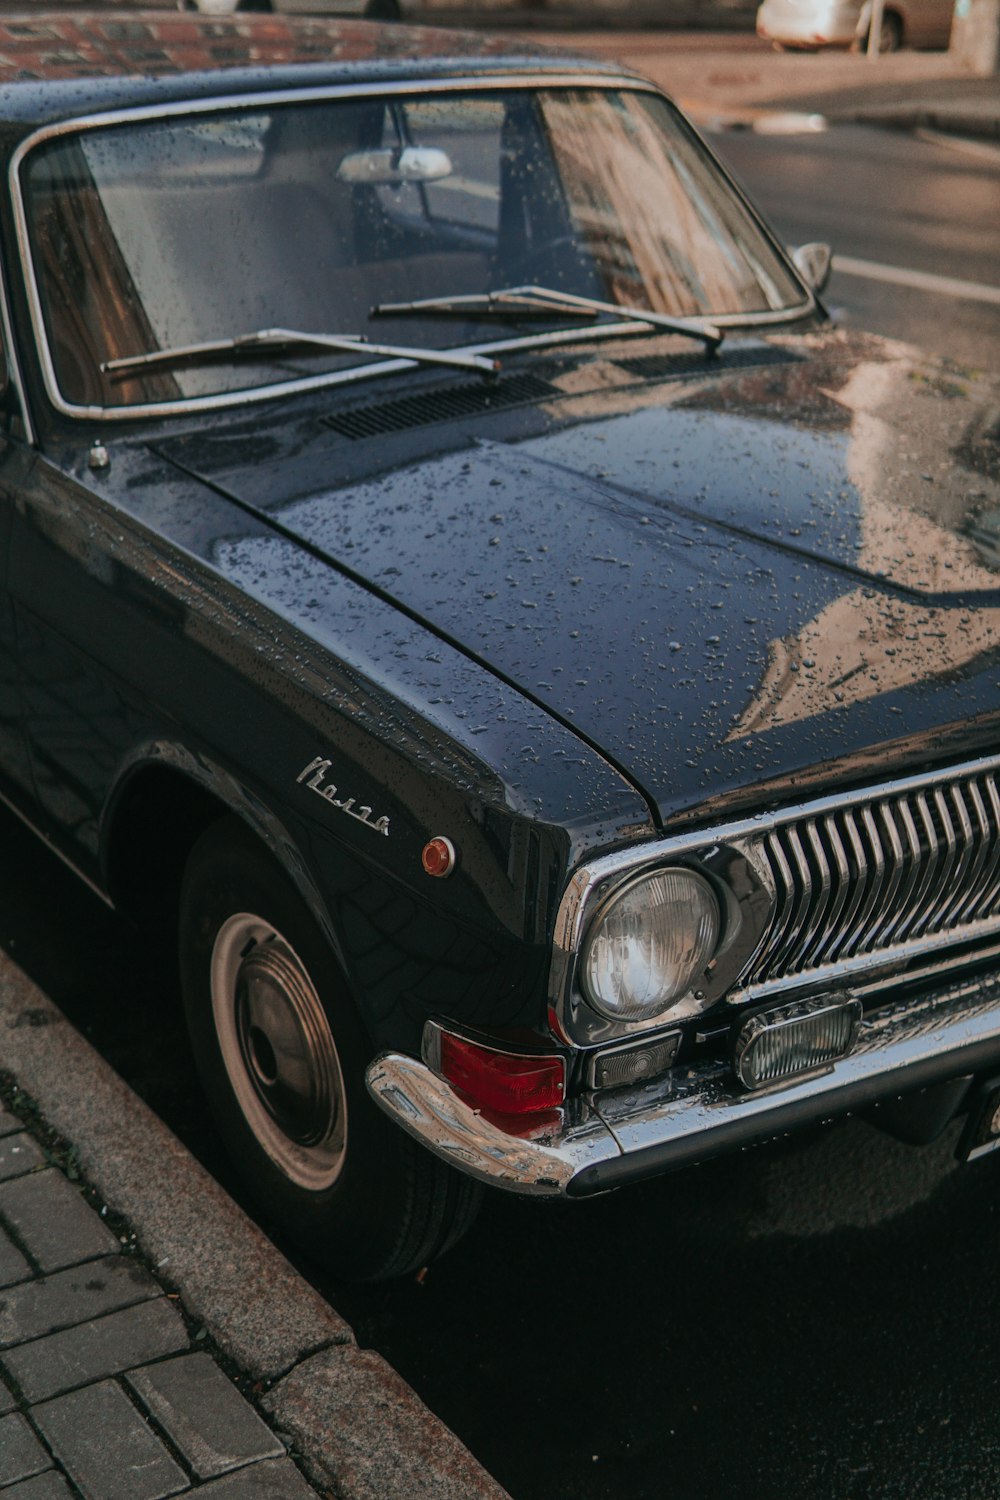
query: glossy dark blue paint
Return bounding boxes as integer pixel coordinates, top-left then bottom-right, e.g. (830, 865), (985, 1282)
(156, 331), (1000, 834)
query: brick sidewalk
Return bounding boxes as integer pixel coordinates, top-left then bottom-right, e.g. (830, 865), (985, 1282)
(0, 1105), (320, 1500)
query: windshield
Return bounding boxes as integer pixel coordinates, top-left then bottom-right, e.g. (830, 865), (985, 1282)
(21, 85), (807, 411)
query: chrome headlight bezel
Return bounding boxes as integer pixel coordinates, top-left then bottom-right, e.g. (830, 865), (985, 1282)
(549, 837), (776, 1049)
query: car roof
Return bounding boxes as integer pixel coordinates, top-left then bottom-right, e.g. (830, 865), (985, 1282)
(0, 10), (631, 131)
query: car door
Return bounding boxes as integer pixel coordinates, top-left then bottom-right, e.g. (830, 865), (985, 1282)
(9, 445), (186, 880)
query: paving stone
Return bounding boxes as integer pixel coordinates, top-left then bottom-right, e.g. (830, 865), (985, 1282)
(127, 1352), (284, 1479)
(0, 1134), (45, 1182)
(0, 1255), (160, 1349)
(0, 1411), (52, 1487)
(0, 1225), (30, 1290)
(0, 1107), (21, 1138)
(3, 1298), (189, 1403)
(0, 1369), (15, 1414)
(0, 1171), (118, 1273)
(1, 1473), (76, 1500)
(195, 1457), (317, 1498)
(32, 1381), (189, 1500)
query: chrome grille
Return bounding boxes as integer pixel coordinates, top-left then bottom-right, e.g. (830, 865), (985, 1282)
(744, 770), (1000, 990)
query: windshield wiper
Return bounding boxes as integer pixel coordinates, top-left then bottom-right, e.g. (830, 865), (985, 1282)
(102, 326), (500, 379)
(373, 284), (723, 354)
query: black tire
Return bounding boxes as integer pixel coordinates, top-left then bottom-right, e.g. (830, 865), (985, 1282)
(179, 816), (481, 1281)
(363, 0), (402, 18)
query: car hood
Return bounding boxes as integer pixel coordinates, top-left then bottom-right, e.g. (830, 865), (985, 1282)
(158, 331), (1000, 827)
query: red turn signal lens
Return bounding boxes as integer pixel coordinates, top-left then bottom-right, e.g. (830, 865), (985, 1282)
(438, 1033), (566, 1115)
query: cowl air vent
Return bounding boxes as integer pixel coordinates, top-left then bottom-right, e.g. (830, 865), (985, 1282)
(319, 371), (560, 440)
(615, 345), (802, 380)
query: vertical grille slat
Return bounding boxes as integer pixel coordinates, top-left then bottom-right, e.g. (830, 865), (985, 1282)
(881, 797), (923, 947)
(785, 820), (833, 972)
(907, 792), (943, 940)
(970, 776), (1000, 921)
(827, 810), (870, 963)
(952, 779), (992, 927)
(865, 802), (906, 950)
(749, 832), (797, 983)
(776, 824), (815, 975)
(739, 764), (1000, 995)
(841, 805), (886, 959)
(803, 815), (851, 969)
(926, 789), (960, 934)
(937, 784), (976, 930)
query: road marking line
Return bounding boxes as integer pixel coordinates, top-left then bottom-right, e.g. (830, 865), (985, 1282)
(915, 127), (1000, 165)
(834, 254), (1000, 307)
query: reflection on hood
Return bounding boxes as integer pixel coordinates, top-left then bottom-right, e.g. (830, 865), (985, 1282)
(157, 326), (1000, 824)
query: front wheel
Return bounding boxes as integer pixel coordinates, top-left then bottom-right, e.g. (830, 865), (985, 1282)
(179, 817), (481, 1281)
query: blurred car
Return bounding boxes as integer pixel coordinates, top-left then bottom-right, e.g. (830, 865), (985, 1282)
(4, 9), (1000, 1283)
(756, 0), (955, 50)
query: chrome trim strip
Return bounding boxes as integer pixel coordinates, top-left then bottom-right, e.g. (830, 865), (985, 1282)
(8, 73), (814, 424)
(368, 971), (1000, 1196)
(0, 783), (110, 908)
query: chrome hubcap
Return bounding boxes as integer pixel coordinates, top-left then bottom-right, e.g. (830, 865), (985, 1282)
(211, 913), (347, 1190)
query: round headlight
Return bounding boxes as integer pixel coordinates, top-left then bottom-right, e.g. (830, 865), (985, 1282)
(581, 867), (720, 1023)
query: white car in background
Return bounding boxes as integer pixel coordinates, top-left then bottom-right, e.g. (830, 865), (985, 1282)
(756, 0), (955, 51)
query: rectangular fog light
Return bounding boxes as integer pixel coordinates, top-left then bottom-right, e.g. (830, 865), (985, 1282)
(734, 996), (862, 1091)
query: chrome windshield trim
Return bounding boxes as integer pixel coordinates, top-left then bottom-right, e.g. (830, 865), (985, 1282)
(368, 970), (1000, 1196)
(549, 749), (1000, 1045)
(9, 72), (816, 424)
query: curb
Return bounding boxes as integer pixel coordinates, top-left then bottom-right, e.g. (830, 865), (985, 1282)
(0, 952), (510, 1500)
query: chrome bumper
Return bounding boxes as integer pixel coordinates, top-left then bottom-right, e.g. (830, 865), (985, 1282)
(366, 973), (1000, 1197)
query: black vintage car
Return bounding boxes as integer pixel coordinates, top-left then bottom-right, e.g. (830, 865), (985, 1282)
(2, 10), (1000, 1280)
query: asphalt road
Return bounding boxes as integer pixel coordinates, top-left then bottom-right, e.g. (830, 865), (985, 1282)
(709, 119), (1000, 372)
(2, 118), (999, 1500)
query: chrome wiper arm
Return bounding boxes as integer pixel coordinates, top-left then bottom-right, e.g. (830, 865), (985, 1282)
(102, 326), (500, 379)
(372, 289), (597, 321)
(374, 284), (723, 353)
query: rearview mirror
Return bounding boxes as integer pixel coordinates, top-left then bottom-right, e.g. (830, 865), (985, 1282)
(791, 242), (833, 296)
(336, 146), (453, 186)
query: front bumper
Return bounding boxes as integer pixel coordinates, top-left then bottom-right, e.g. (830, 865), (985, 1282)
(366, 970), (1000, 1196)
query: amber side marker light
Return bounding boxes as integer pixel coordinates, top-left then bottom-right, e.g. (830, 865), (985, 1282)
(422, 836), (456, 878)
(438, 1031), (566, 1115)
